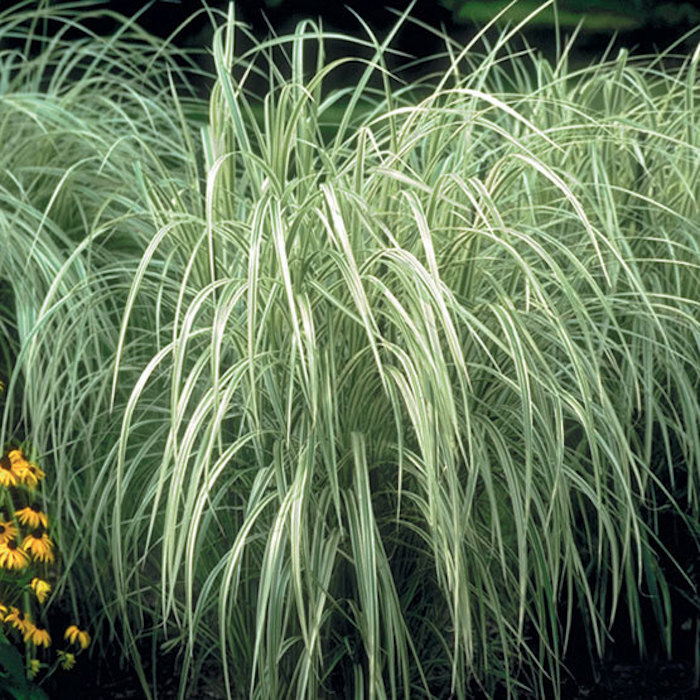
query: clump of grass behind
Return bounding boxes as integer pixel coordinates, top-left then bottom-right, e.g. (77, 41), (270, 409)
(0, 2), (205, 690)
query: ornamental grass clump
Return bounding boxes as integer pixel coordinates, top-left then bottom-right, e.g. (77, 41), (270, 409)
(106, 5), (698, 696)
(0, 1), (698, 698)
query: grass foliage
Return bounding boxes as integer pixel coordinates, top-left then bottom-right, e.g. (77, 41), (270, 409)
(0, 1), (698, 697)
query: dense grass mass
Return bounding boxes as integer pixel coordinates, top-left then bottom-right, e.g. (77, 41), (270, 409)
(0, 1), (698, 697)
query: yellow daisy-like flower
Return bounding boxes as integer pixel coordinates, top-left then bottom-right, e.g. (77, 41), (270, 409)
(15, 461), (45, 490)
(30, 578), (52, 604)
(0, 454), (19, 488)
(64, 625), (90, 650)
(0, 519), (18, 544)
(56, 650), (76, 670)
(15, 504), (49, 530)
(24, 623), (51, 647)
(5, 607), (30, 634)
(27, 657), (41, 679)
(0, 540), (29, 570)
(8, 449), (29, 471)
(22, 619), (35, 638)
(21, 531), (55, 564)
(0, 602), (8, 621)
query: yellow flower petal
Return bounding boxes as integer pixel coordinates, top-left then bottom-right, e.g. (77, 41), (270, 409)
(0, 519), (18, 544)
(0, 455), (18, 487)
(64, 625), (90, 650)
(21, 531), (54, 564)
(15, 504), (48, 530)
(30, 578), (52, 604)
(0, 541), (29, 570)
(24, 624), (51, 647)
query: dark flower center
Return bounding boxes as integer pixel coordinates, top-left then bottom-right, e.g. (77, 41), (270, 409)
(30, 503), (41, 513)
(0, 456), (11, 470)
(0, 525), (5, 535)
(7, 540), (17, 550)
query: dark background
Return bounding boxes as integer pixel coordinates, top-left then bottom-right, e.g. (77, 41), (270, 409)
(117, 0), (700, 68)
(4, 0), (694, 103)
(4, 1), (699, 62)
(106, 1), (700, 45)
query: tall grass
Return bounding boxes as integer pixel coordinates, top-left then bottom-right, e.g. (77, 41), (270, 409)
(0, 2), (698, 697)
(0, 0), (205, 688)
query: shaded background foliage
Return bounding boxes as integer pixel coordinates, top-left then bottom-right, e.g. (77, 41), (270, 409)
(7, 0), (699, 67)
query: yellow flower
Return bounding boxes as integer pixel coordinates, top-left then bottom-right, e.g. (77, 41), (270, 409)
(15, 504), (49, 530)
(56, 650), (76, 670)
(24, 623), (51, 647)
(0, 602), (7, 621)
(0, 454), (18, 487)
(5, 607), (30, 634)
(21, 531), (55, 564)
(8, 449), (29, 471)
(64, 625), (90, 650)
(27, 658), (41, 679)
(0, 519), (18, 544)
(15, 461), (45, 490)
(30, 578), (51, 604)
(0, 540), (29, 570)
